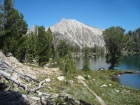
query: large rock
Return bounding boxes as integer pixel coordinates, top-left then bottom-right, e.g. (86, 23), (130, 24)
(0, 51), (37, 79)
(57, 76), (65, 81)
(8, 56), (19, 65)
(0, 51), (8, 62)
(77, 75), (85, 81)
(21, 66), (36, 79)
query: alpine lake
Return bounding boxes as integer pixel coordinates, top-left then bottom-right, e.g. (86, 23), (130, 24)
(75, 54), (140, 90)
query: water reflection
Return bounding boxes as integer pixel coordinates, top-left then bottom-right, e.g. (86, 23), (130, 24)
(89, 55), (110, 70)
(75, 57), (83, 70)
(75, 54), (140, 89)
(75, 55), (110, 70)
(75, 54), (140, 71)
(115, 54), (140, 71)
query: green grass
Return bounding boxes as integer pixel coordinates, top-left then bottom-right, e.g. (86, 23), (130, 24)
(82, 70), (140, 105)
(36, 69), (140, 104)
(3, 67), (139, 105)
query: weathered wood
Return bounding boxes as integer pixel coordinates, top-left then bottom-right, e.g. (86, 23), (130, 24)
(0, 70), (48, 93)
(0, 61), (39, 82)
(0, 70), (28, 90)
(0, 58), (49, 93)
(30, 79), (46, 92)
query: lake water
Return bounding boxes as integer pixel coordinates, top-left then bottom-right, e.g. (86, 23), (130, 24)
(75, 54), (140, 71)
(75, 54), (140, 89)
(116, 74), (140, 89)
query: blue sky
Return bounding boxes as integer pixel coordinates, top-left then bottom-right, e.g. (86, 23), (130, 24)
(14, 0), (140, 32)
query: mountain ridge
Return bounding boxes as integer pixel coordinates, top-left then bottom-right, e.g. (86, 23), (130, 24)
(28, 18), (105, 48)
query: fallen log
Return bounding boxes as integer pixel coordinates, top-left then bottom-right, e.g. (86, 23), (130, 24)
(0, 70), (48, 93)
(0, 61), (39, 82)
(30, 79), (47, 92)
(0, 59), (47, 93)
(0, 70), (28, 90)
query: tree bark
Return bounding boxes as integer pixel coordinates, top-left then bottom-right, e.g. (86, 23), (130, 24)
(108, 64), (115, 70)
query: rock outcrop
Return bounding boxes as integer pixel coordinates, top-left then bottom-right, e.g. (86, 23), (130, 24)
(0, 51), (36, 79)
(48, 18), (105, 48)
(27, 18), (105, 48)
(0, 52), (94, 105)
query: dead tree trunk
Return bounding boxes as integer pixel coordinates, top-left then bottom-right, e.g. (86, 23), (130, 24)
(0, 61), (39, 82)
(0, 70), (28, 90)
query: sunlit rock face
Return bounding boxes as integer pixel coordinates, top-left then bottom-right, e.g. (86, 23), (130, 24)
(27, 25), (38, 36)
(28, 18), (105, 48)
(48, 18), (105, 48)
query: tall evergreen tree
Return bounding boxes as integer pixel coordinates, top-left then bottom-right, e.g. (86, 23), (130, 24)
(57, 40), (69, 57)
(37, 26), (53, 66)
(25, 26), (53, 65)
(46, 28), (53, 59)
(103, 26), (130, 70)
(59, 51), (77, 80)
(51, 33), (59, 59)
(127, 27), (140, 52)
(65, 52), (77, 79)
(83, 46), (90, 71)
(15, 35), (27, 62)
(26, 32), (37, 63)
(0, 0), (4, 48)
(2, 0), (28, 58)
(73, 44), (80, 53)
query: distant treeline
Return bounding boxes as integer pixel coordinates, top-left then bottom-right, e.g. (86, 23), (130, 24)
(127, 28), (140, 52)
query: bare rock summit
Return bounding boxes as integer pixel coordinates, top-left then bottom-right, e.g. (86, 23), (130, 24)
(48, 18), (105, 48)
(28, 18), (105, 48)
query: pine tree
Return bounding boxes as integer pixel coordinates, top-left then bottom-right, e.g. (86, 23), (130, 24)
(103, 26), (130, 70)
(127, 28), (140, 52)
(65, 52), (77, 78)
(51, 34), (59, 59)
(2, 0), (28, 58)
(37, 26), (53, 66)
(46, 28), (53, 60)
(59, 51), (77, 80)
(83, 46), (90, 71)
(0, 1), (4, 48)
(15, 35), (27, 62)
(57, 40), (69, 57)
(26, 32), (37, 63)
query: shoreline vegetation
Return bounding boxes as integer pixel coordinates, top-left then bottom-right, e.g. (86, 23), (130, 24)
(0, 51), (140, 105)
(1, 55), (140, 104)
